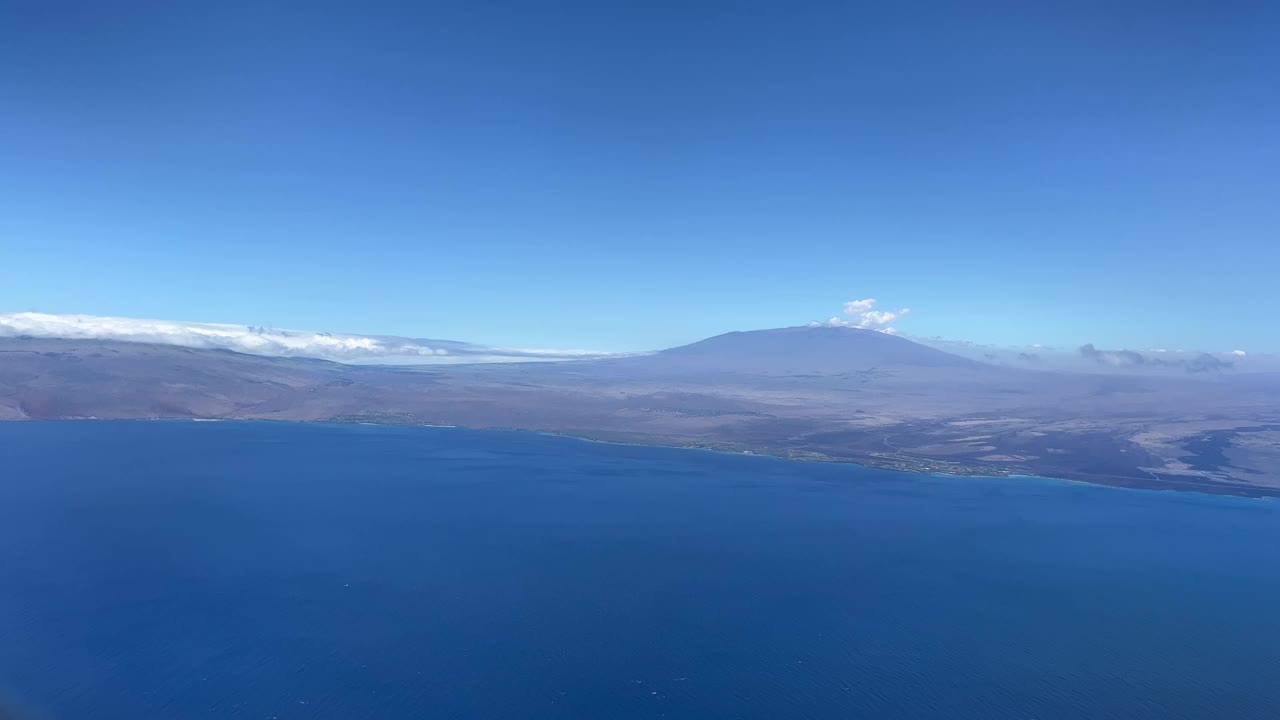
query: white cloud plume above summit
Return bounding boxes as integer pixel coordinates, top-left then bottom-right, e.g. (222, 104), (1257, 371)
(812, 298), (910, 334)
(0, 312), (616, 365)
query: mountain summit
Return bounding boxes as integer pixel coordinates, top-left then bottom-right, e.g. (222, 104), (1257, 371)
(651, 325), (977, 374)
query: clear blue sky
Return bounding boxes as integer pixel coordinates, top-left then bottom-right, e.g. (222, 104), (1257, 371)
(2, 1), (1277, 352)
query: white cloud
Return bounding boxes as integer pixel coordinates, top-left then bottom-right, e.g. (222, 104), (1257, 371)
(1232, 349), (1247, 356)
(0, 312), (616, 365)
(815, 298), (911, 333)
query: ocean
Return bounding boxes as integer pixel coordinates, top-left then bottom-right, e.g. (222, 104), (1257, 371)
(1, 421), (1277, 719)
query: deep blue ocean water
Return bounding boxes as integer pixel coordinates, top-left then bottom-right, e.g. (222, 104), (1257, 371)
(1, 421), (1278, 720)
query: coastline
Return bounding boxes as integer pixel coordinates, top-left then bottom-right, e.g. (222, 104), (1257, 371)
(523, 427), (1280, 500)
(5, 415), (1274, 500)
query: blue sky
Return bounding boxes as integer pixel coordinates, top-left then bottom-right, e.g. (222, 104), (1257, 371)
(2, 1), (1277, 352)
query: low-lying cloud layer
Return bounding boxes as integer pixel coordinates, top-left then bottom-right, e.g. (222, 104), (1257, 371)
(1079, 343), (1234, 373)
(914, 335), (1268, 374)
(813, 298), (910, 333)
(0, 313), (615, 365)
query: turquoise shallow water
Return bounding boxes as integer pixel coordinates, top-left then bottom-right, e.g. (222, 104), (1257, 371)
(1, 420), (1278, 719)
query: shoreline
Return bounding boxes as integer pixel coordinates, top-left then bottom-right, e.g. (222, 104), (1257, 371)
(5, 415), (1275, 500)
(525, 427), (1280, 500)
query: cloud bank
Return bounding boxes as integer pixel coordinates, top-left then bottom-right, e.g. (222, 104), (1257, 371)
(1079, 343), (1234, 374)
(0, 313), (615, 365)
(813, 298), (910, 334)
(912, 335), (1267, 373)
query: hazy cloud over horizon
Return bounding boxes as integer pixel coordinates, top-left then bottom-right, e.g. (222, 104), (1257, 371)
(911, 335), (1267, 373)
(0, 313), (616, 365)
(1079, 343), (1235, 374)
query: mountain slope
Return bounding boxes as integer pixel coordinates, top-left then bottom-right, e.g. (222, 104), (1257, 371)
(0, 338), (346, 419)
(658, 326), (978, 372)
